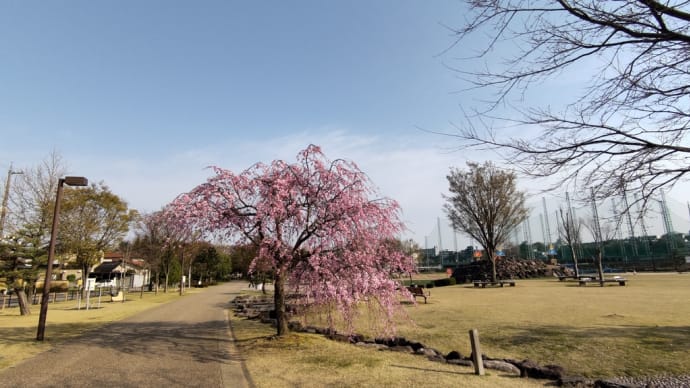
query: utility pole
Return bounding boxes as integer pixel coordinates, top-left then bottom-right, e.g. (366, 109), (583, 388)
(0, 163), (23, 238)
(542, 197), (552, 247)
(623, 194), (638, 257)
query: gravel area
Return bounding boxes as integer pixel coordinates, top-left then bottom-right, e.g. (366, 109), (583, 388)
(606, 375), (690, 388)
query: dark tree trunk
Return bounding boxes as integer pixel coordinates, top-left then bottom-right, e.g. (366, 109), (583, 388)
(596, 249), (605, 287)
(14, 287), (31, 315)
(26, 285), (35, 305)
(273, 273), (289, 336)
(570, 245), (580, 277)
(487, 248), (497, 283)
(81, 264), (90, 299)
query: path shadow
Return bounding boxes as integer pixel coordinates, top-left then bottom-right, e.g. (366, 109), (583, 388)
(65, 319), (243, 364)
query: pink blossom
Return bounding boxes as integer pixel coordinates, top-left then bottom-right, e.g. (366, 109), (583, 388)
(165, 144), (416, 336)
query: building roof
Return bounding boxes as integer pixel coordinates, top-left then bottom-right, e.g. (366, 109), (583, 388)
(92, 261), (124, 275)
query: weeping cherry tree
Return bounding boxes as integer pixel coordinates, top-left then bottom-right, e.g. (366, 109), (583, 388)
(166, 145), (415, 336)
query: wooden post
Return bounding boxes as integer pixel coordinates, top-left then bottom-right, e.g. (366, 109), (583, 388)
(469, 328), (485, 375)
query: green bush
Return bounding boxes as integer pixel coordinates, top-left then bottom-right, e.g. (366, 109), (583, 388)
(425, 282), (434, 288)
(36, 280), (70, 292)
(432, 277), (457, 287)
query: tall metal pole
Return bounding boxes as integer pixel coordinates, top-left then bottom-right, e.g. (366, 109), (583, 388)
(623, 194), (638, 257)
(437, 217), (443, 252)
(0, 163), (23, 238)
(539, 214), (546, 249)
(36, 178), (65, 341)
(542, 197), (552, 247)
(36, 176), (88, 341)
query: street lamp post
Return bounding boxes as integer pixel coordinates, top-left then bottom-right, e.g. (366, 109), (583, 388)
(0, 163), (24, 238)
(36, 176), (88, 341)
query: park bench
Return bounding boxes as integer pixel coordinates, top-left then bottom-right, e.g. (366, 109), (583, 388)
(553, 270), (575, 281)
(578, 277), (627, 286)
(473, 280), (516, 288)
(558, 274), (599, 282)
(407, 286), (430, 303)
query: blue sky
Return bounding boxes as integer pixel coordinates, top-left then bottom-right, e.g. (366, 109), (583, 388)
(1, 1), (687, 247)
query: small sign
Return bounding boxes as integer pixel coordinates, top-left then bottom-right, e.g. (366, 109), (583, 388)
(86, 278), (96, 291)
(685, 256), (690, 264)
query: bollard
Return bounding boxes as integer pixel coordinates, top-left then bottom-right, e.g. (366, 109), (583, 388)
(469, 328), (485, 376)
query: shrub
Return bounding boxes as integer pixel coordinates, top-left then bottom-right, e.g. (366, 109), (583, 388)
(432, 277), (457, 287)
(36, 280), (70, 292)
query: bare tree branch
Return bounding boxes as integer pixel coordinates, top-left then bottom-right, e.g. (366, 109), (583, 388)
(444, 1), (690, 209)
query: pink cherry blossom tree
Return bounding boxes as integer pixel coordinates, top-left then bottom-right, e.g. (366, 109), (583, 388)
(166, 145), (416, 336)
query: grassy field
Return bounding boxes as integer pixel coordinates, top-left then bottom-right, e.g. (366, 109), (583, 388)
(1, 274), (688, 386)
(234, 272), (690, 385)
(0, 290), (196, 370)
(231, 316), (545, 387)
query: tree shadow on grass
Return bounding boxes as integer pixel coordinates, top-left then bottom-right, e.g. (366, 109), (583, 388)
(484, 324), (690, 376)
(492, 324), (690, 350)
(390, 364), (475, 376)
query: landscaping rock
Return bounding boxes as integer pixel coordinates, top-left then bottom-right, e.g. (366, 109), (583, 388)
(407, 341), (425, 352)
(447, 359), (474, 367)
(593, 380), (643, 388)
(559, 375), (593, 387)
(426, 354), (446, 363)
(517, 359), (565, 380)
(484, 360), (521, 375)
(452, 257), (548, 283)
(389, 345), (414, 353)
(445, 350), (462, 360)
(355, 342), (389, 351)
(415, 348), (441, 358)
(327, 333), (351, 343)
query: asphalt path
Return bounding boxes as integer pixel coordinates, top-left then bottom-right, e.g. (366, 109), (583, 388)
(0, 281), (254, 388)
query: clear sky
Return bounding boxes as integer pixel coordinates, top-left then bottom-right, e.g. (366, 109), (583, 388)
(1, 1), (688, 248)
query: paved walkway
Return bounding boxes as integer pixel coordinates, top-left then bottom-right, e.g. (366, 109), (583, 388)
(0, 281), (254, 388)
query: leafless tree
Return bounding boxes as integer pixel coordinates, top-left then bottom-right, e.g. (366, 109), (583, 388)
(444, 161), (529, 282)
(0, 152), (67, 315)
(558, 207), (583, 277)
(583, 190), (624, 286)
(445, 1), (690, 209)
(132, 211), (172, 294)
(9, 151), (67, 239)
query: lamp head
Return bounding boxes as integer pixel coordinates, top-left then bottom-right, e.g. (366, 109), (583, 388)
(63, 176), (88, 186)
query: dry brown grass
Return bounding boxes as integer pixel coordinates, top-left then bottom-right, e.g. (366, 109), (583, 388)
(397, 273), (690, 378)
(231, 313), (546, 387)
(236, 272), (690, 383)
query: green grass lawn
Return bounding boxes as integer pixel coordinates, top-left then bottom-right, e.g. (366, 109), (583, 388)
(234, 272), (689, 385)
